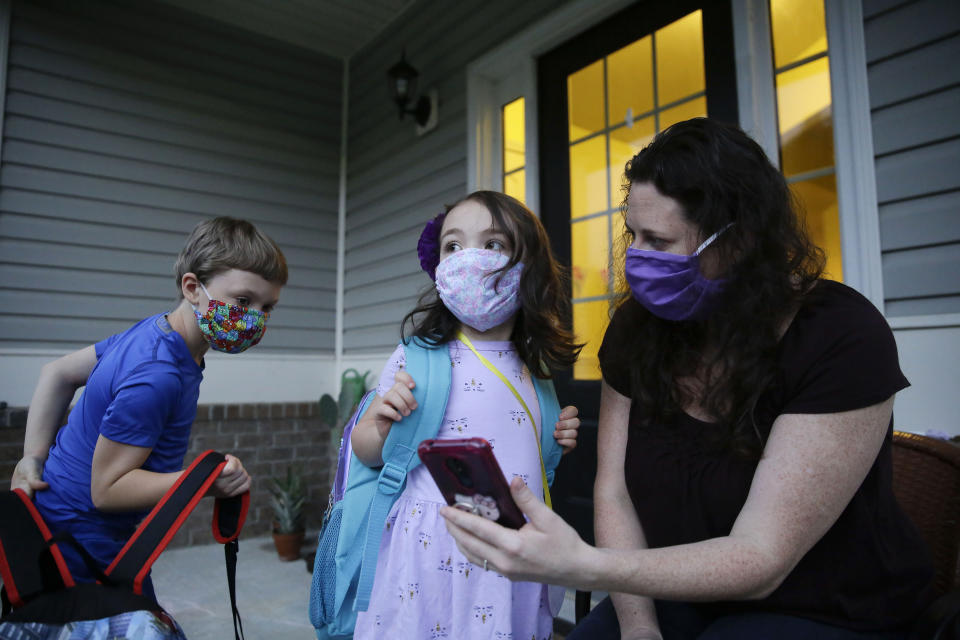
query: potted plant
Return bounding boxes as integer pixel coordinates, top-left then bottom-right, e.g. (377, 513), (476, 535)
(270, 466), (305, 561)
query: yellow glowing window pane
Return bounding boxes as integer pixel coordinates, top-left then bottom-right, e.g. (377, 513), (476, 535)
(791, 175), (842, 282)
(568, 60), (605, 141)
(770, 0), (827, 69)
(609, 116), (655, 201)
(503, 98), (525, 173)
(569, 136), (609, 218)
(504, 169), (525, 204)
(607, 36), (654, 127)
(656, 11), (705, 106)
(573, 300), (611, 380)
(659, 96), (707, 133)
(777, 58), (833, 177)
(571, 215), (611, 299)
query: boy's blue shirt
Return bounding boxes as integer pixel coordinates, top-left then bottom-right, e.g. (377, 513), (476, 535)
(34, 313), (203, 579)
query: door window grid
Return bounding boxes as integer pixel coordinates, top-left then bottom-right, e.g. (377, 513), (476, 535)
(568, 10), (706, 379)
(770, 0), (842, 281)
(502, 97), (526, 204)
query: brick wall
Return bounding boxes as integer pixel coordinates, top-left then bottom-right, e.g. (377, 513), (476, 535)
(0, 402), (333, 549)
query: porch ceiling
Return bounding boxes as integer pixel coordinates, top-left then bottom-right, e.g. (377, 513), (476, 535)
(153, 0), (415, 59)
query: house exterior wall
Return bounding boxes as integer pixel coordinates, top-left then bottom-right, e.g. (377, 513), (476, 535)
(862, 0), (960, 436)
(864, 0), (960, 317)
(342, 0), (575, 357)
(0, 0), (344, 407)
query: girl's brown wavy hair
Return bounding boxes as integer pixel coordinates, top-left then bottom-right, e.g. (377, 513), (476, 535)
(609, 118), (825, 457)
(402, 191), (582, 378)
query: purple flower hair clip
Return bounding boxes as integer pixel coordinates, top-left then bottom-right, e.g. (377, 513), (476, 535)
(417, 211), (446, 280)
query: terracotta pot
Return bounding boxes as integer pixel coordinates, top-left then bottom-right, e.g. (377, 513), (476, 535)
(272, 530), (305, 561)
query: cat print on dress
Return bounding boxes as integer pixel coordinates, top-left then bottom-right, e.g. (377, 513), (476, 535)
(398, 582), (421, 602)
(445, 417), (469, 434)
(463, 378), (485, 392)
(508, 409), (527, 426)
(473, 604), (494, 624)
(418, 532), (432, 549)
(437, 556), (453, 573)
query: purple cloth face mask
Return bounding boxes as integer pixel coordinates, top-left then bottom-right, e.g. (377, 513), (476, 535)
(435, 249), (523, 332)
(624, 224), (732, 321)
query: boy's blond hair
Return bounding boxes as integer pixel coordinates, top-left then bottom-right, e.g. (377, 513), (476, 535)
(174, 217), (288, 298)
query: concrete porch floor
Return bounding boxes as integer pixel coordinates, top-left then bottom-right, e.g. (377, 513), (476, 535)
(152, 536), (588, 638)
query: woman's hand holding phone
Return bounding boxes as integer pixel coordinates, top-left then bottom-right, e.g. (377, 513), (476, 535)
(419, 438), (526, 529)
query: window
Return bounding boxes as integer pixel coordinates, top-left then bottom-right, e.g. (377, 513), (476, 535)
(502, 97), (526, 203)
(770, 0), (842, 281)
(567, 10), (707, 380)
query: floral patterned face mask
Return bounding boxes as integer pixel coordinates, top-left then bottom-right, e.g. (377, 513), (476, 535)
(435, 249), (523, 332)
(193, 282), (267, 353)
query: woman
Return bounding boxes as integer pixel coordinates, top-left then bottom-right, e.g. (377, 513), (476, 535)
(442, 118), (933, 639)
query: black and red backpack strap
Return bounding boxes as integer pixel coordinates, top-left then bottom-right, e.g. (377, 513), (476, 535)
(104, 450), (249, 593)
(0, 489), (75, 613)
(103, 450), (249, 639)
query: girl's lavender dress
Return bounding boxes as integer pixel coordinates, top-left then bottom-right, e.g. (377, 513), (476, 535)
(354, 339), (563, 640)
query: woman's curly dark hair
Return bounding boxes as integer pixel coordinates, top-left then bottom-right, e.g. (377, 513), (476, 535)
(402, 191), (583, 378)
(609, 118), (825, 456)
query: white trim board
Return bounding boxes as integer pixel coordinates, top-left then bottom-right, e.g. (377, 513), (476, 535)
(0, 350), (341, 407)
(825, 0), (885, 311)
(731, 0), (778, 165)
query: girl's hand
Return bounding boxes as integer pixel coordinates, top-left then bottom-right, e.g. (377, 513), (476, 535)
(10, 456), (49, 496)
(208, 454), (251, 498)
(554, 405), (580, 454)
(442, 476), (597, 587)
(372, 371), (418, 436)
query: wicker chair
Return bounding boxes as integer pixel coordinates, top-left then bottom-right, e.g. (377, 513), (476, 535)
(891, 431), (960, 640)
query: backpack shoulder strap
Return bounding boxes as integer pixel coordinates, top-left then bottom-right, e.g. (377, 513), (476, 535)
(0, 489), (75, 612)
(533, 375), (563, 487)
(354, 337), (451, 611)
(104, 450), (248, 593)
(104, 449), (250, 640)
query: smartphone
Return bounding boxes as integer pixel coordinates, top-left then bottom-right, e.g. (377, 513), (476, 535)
(417, 437), (526, 529)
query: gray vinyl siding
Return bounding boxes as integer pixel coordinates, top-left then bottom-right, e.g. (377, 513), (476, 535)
(343, 0), (572, 353)
(863, 0), (960, 317)
(0, 0), (342, 351)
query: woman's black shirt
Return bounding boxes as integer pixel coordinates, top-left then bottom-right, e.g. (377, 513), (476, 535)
(598, 280), (933, 630)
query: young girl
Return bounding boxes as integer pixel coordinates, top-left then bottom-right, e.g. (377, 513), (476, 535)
(350, 191), (582, 639)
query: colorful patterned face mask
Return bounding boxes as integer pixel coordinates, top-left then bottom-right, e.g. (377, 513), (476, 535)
(193, 282), (267, 353)
(435, 249), (523, 332)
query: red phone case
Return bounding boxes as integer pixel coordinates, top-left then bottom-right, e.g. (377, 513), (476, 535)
(417, 437), (526, 529)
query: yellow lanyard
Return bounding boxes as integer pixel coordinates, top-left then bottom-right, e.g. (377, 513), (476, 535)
(456, 331), (552, 509)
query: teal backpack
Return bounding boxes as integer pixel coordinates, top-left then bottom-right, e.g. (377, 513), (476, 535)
(308, 337), (562, 639)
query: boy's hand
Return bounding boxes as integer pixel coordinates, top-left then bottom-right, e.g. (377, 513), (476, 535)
(10, 456), (49, 497)
(207, 454), (250, 498)
(554, 405), (580, 454)
(372, 371), (417, 436)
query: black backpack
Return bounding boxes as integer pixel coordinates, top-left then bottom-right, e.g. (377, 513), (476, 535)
(0, 450), (248, 640)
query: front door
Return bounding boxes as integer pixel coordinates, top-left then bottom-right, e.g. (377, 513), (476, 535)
(537, 0), (739, 545)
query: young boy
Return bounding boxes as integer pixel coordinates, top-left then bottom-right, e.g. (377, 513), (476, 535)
(9, 217), (287, 600)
